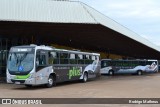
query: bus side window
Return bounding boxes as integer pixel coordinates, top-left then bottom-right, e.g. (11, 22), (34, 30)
(139, 61), (146, 66)
(36, 51), (47, 66)
(49, 51), (59, 64)
(106, 61), (112, 67)
(104, 62), (107, 67)
(60, 52), (69, 64)
(101, 61), (108, 68)
(111, 61), (116, 66)
(92, 56), (96, 61)
(36, 54), (40, 66)
(77, 54), (84, 64)
(132, 61), (139, 67)
(69, 53), (77, 64)
(89, 55), (92, 63)
(85, 55), (91, 64)
(41, 55), (46, 65)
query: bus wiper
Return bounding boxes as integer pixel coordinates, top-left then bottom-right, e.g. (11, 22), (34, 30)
(14, 52), (28, 66)
(13, 53), (19, 66)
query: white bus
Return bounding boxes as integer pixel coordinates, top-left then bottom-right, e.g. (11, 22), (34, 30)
(6, 45), (100, 88)
(100, 59), (158, 75)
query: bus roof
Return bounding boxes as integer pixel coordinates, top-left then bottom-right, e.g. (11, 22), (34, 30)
(101, 59), (158, 61)
(11, 45), (100, 56)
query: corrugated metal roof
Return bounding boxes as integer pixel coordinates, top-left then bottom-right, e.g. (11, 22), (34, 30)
(0, 0), (160, 52)
(0, 0), (97, 23)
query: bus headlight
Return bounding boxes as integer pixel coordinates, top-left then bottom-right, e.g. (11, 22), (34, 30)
(28, 73), (34, 79)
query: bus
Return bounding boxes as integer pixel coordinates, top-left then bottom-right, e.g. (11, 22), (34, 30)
(6, 45), (100, 88)
(100, 59), (158, 75)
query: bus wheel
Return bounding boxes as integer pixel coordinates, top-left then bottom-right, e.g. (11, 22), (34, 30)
(109, 70), (114, 76)
(46, 75), (54, 88)
(137, 70), (142, 75)
(82, 72), (88, 83)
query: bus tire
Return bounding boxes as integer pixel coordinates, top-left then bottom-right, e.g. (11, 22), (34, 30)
(46, 75), (54, 88)
(82, 72), (88, 83)
(25, 85), (32, 88)
(137, 70), (142, 75)
(109, 70), (114, 76)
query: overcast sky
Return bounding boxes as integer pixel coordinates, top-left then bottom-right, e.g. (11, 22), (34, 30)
(79, 0), (160, 46)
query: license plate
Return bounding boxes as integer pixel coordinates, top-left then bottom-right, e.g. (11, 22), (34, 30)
(15, 82), (20, 84)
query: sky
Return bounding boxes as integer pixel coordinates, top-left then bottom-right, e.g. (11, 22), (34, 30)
(79, 0), (160, 46)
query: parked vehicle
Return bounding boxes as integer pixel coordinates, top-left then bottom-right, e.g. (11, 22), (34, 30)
(100, 59), (158, 75)
(7, 45), (100, 88)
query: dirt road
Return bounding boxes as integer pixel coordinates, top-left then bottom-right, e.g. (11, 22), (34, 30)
(0, 73), (160, 107)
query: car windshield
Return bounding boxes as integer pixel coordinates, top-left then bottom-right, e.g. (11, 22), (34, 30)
(7, 52), (34, 72)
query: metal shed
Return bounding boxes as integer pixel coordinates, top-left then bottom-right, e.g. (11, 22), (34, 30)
(0, 0), (160, 59)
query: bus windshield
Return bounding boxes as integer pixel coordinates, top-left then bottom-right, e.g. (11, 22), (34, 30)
(7, 52), (34, 72)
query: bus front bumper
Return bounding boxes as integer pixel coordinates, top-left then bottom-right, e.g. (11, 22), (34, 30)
(7, 75), (35, 85)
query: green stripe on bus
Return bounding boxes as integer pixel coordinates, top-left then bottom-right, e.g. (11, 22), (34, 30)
(15, 74), (30, 80)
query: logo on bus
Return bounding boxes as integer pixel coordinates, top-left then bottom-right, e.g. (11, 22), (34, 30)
(68, 67), (81, 79)
(18, 66), (24, 71)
